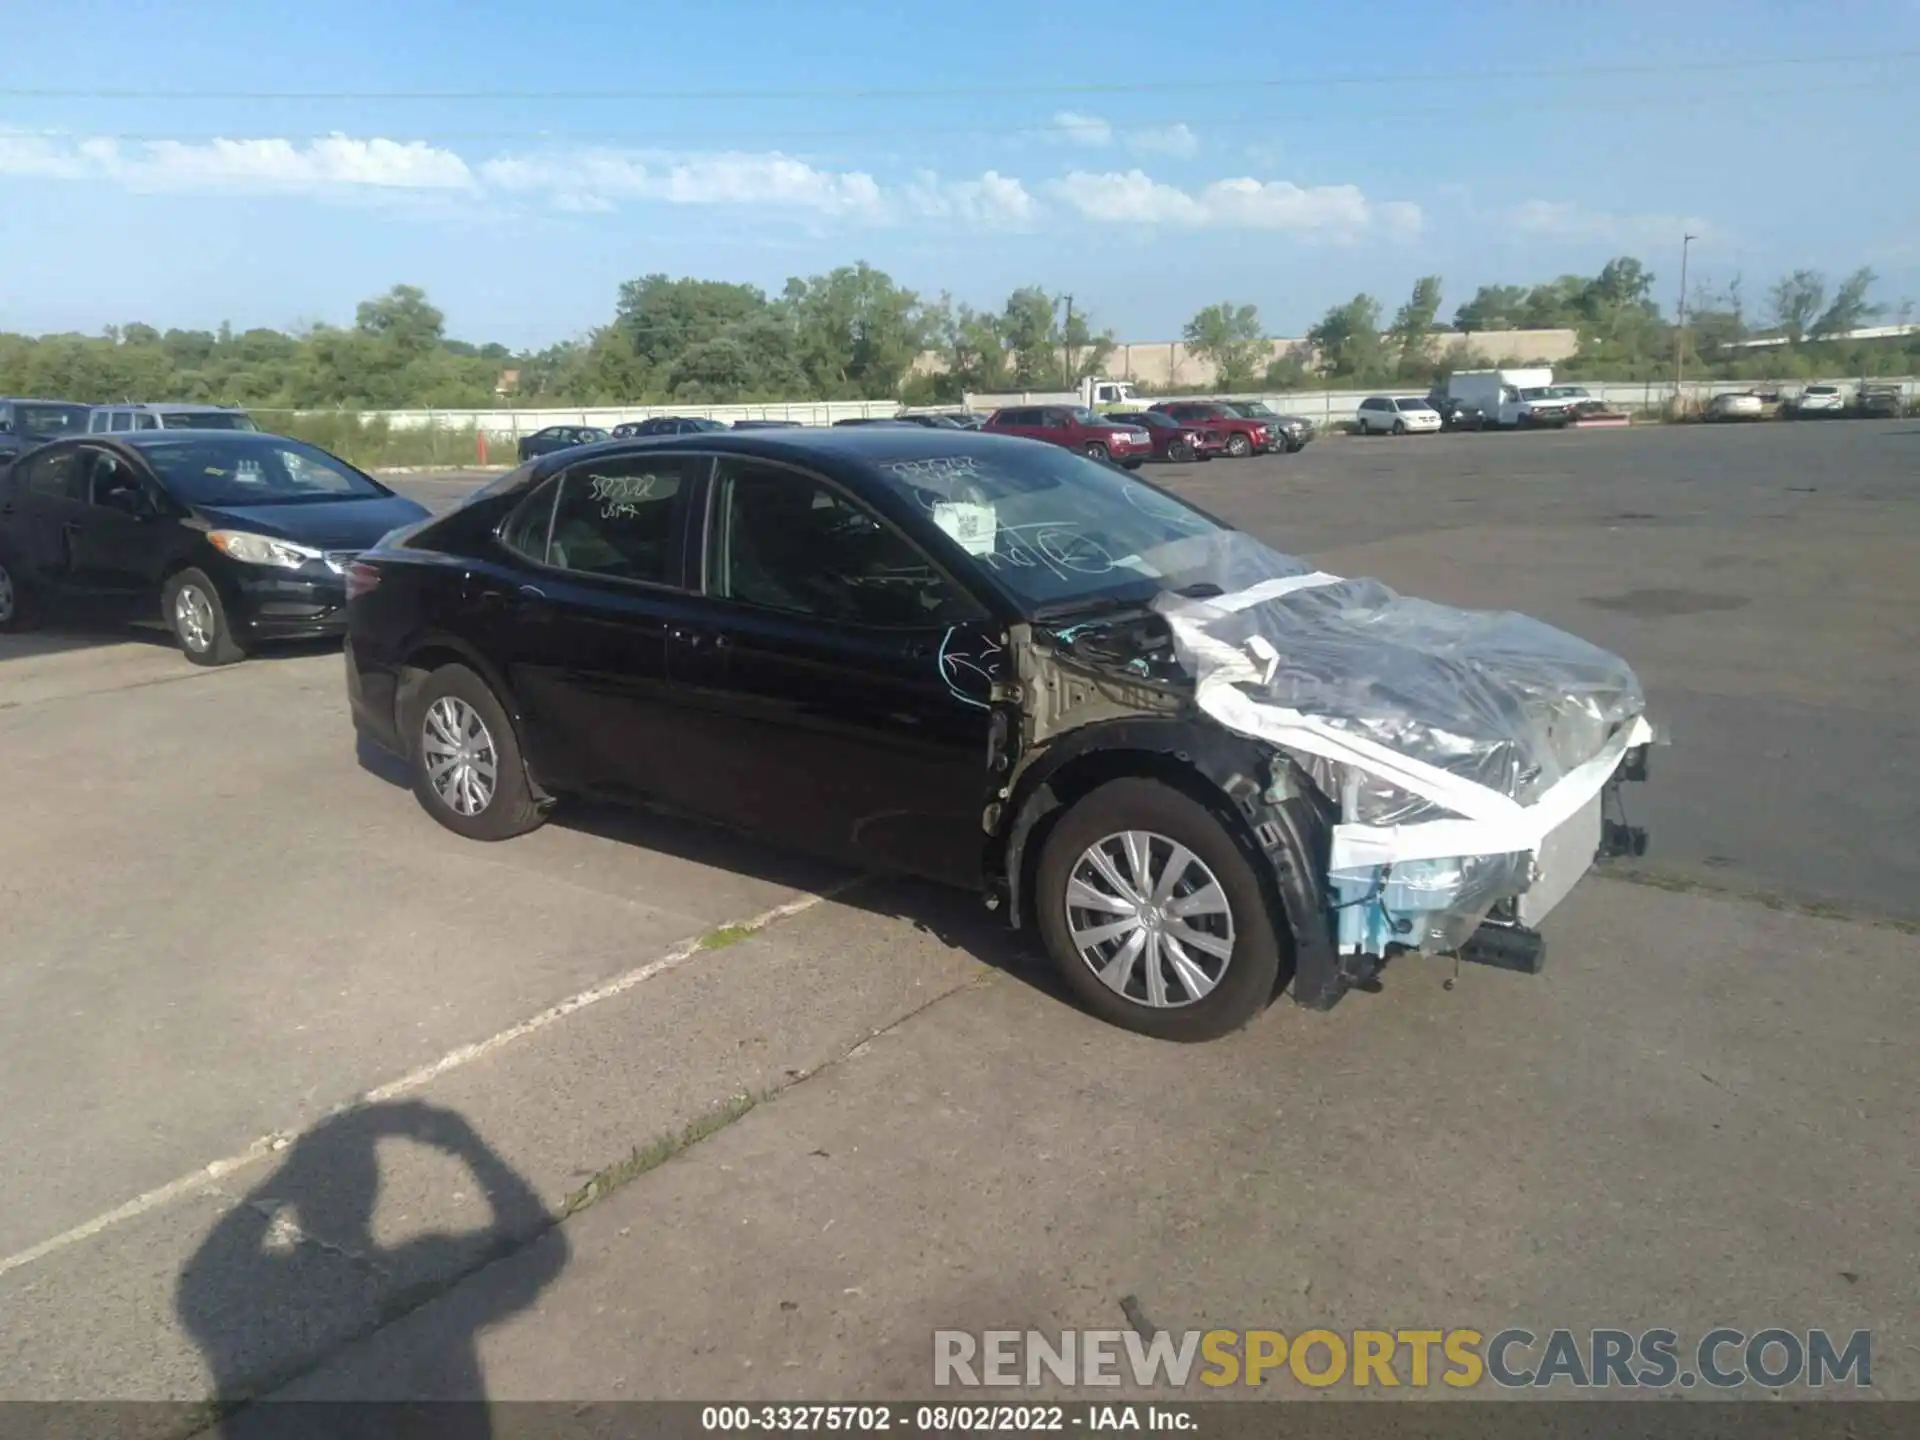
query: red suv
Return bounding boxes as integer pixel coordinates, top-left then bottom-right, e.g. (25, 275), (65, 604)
(1148, 401), (1272, 457)
(982, 405), (1153, 468)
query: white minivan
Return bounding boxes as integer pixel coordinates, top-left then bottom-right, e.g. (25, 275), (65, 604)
(1354, 396), (1442, 435)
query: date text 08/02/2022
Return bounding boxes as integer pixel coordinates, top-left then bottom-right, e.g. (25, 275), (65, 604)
(701, 1404), (1189, 1432)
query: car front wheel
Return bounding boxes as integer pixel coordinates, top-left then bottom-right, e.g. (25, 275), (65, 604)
(1035, 778), (1284, 1042)
(405, 663), (546, 841)
(163, 569), (247, 666)
(1083, 442), (1109, 462)
(1225, 433), (1252, 457)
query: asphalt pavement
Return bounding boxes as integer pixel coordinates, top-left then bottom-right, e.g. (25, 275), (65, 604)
(0, 419), (1913, 1413)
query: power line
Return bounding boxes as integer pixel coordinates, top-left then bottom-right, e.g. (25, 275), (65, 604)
(2, 50), (1913, 102)
(7, 78), (1892, 147)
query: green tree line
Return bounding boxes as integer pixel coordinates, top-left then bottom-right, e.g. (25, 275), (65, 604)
(3, 258), (1914, 414)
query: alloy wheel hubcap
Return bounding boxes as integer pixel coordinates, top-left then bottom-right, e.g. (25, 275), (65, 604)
(174, 586), (214, 651)
(1065, 830), (1235, 1008)
(422, 696), (498, 817)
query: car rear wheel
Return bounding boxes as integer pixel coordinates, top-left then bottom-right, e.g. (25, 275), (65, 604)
(1225, 432), (1252, 458)
(405, 663), (546, 842)
(1083, 442), (1109, 462)
(163, 569), (246, 666)
(1036, 778), (1283, 1042)
(0, 554), (43, 632)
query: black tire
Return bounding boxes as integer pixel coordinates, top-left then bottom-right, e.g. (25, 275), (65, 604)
(403, 662), (546, 842)
(1083, 442), (1109, 463)
(1035, 777), (1284, 1042)
(162, 568), (247, 666)
(1392, 419), (1407, 435)
(1169, 442), (1193, 463)
(0, 551), (44, 632)
(1225, 432), (1252, 458)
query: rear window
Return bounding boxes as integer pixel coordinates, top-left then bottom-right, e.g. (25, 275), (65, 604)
(11, 402), (92, 439)
(160, 411), (256, 431)
(1806, 386), (1837, 396)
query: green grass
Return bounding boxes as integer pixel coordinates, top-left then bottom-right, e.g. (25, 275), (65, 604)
(254, 411), (509, 470)
(697, 923), (758, 951)
(563, 1089), (773, 1215)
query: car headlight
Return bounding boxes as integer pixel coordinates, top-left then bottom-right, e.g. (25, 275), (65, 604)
(207, 530), (324, 570)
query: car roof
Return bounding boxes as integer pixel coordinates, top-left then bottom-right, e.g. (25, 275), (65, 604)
(100, 402), (246, 412)
(114, 428), (294, 449)
(525, 423), (1057, 481)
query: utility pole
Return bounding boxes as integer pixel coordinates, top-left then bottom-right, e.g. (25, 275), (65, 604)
(1061, 294), (1075, 389)
(1674, 233), (1696, 408)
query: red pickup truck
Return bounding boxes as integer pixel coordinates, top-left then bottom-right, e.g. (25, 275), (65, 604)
(1148, 401), (1273, 456)
(982, 405), (1153, 468)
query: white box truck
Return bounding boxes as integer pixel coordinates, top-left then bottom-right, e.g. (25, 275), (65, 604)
(1447, 368), (1555, 428)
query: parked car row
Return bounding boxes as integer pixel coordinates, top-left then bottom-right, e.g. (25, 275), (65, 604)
(0, 397), (256, 470)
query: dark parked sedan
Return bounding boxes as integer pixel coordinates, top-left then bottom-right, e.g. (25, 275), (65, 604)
(1426, 393), (1488, 431)
(0, 430), (427, 663)
(344, 427), (1650, 1041)
(610, 416), (728, 439)
(346, 429), (1280, 1039)
(517, 425), (609, 461)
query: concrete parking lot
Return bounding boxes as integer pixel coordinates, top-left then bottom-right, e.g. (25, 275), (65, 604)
(0, 420), (1914, 1413)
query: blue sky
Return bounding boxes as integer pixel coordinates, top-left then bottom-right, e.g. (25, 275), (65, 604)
(2, 0), (1916, 349)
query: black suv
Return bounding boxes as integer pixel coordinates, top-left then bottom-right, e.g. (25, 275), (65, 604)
(0, 398), (92, 469)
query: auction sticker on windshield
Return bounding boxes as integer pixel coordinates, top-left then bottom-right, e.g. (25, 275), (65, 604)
(934, 501), (996, 556)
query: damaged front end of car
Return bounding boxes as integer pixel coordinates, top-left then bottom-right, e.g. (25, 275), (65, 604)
(979, 532), (1656, 1010)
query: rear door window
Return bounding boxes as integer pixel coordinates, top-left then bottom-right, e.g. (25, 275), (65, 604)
(541, 454), (703, 587)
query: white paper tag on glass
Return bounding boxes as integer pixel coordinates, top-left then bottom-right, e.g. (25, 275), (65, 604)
(933, 501), (997, 556)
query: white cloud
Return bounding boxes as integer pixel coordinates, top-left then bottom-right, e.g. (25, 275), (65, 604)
(1050, 111), (1114, 147)
(479, 149), (888, 218)
(0, 130), (474, 193)
(1048, 114), (1200, 158)
(1510, 199), (1715, 247)
(905, 169), (1040, 228)
(0, 129), (1042, 229)
(1127, 123), (1199, 159)
(1049, 169), (1422, 239)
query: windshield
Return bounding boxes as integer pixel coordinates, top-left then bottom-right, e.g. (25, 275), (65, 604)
(1807, 386), (1837, 395)
(160, 410), (256, 431)
(1543, 386), (1589, 400)
(866, 444), (1249, 612)
(1068, 407), (1111, 426)
(1519, 387), (1552, 400)
(13, 403), (92, 439)
(1232, 403), (1277, 418)
(141, 437), (385, 507)
(1399, 399), (1434, 411)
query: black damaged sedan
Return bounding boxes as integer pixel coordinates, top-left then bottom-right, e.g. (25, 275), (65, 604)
(345, 427), (1650, 1041)
(0, 431), (427, 663)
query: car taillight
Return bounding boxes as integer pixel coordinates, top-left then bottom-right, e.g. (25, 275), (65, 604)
(345, 561), (382, 600)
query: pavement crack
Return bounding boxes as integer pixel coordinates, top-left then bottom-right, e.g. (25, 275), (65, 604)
(206, 1186), (393, 1276)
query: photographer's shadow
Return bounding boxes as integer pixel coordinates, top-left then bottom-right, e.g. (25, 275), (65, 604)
(177, 1100), (567, 1438)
